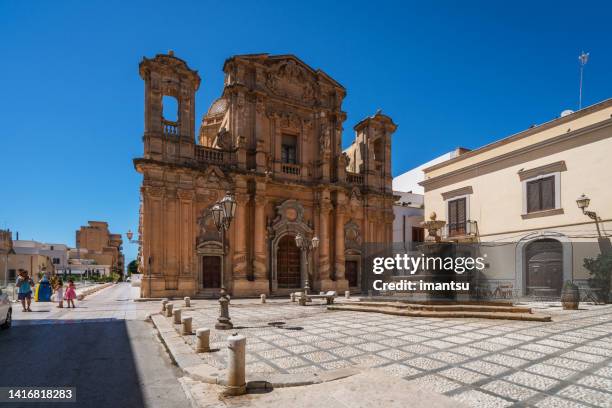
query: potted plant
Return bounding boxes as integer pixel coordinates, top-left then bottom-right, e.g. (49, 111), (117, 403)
(561, 280), (580, 310)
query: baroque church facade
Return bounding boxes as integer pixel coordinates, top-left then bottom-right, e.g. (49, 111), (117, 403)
(134, 52), (396, 297)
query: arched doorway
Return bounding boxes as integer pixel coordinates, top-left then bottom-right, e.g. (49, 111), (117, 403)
(525, 239), (563, 296)
(277, 235), (301, 289)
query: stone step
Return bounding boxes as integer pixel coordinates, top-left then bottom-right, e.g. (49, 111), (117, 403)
(355, 301), (533, 314)
(328, 304), (551, 322)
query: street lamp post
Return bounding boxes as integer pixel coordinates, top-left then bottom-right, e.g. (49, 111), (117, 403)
(576, 194), (602, 237)
(295, 234), (319, 305)
(211, 191), (237, 330)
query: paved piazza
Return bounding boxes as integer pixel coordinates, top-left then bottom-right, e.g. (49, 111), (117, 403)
(173, 299), (612, 408)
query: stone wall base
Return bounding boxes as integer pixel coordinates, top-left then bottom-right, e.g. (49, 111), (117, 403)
(232, 279), (270, 297)
(140, 276), (197, 298)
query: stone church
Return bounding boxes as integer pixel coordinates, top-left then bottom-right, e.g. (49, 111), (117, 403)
(134, 51), (396, 298)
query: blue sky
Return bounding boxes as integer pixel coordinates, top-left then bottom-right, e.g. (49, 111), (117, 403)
(1, 0), (611, 263)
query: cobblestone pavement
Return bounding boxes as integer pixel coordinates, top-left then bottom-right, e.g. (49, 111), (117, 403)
(170, 300), (612, 408)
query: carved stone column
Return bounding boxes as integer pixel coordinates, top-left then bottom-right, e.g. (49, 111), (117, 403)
(253, 195), (267, 279)
(142, 185), (166, 298)
(177, 188), (196, 295)
(335, 196), (349, 292)
(318, 201), (333, 290)
(232, 191), (249, 280)
(233, 184), (269, 297)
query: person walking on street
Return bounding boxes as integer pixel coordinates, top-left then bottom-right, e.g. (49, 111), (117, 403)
(64, 279), (77, 308)
(16, 269), (34, 312)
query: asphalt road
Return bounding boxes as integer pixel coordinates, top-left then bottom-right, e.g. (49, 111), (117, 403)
(0, 283), (191, 408)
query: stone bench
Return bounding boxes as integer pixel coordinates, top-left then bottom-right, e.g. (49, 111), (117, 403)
(298, 290), (337, 305)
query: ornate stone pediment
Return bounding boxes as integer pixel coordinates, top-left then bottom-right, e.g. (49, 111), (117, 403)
(279, 112), (302, 131)
(265, 60), (316, 105)
(270, 199), (312, 238)
(199, 167), (231, 190)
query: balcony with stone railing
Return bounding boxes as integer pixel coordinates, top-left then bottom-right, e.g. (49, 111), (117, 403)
(195, 145), (228, 165)
(162, 120), (180, 137)
(346, 172), (364, 184)
(281, 163), (301, 176)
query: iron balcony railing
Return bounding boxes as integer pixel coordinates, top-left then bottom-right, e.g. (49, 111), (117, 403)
(442, 220), (478, 239)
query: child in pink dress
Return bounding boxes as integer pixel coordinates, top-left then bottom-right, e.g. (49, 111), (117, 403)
(64, 280), (77, 308)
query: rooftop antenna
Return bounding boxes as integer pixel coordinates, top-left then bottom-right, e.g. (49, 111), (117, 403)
(578, 51), (589, 110)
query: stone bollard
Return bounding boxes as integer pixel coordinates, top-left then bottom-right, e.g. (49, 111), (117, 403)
(260, 294), (266, 304)
(290, 293), (296, 302)
(215, 288), (233, 330)
(196, 328), (211, 353)
(173, 308), (182, 324)
(345, 290), (350, 299)
(224, 333), (247, 396)
(320, 291), (325, 295)
(161, 299), (168, 313)
(165, 303), (174, 317)
(184, 297), (191, 307)
(181, 316), (192, 335)
(299, 291), (307, 306)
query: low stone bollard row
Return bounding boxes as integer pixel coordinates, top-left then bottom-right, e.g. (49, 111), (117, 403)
(260, 294), (266, 303)
(161, 299), (168, 313)
(184, 297), (191, 307)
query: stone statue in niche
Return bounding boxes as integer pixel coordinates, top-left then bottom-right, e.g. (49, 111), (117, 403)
(215, 127), (231, 150)
(341, 152), (350, 167)
(319, 122), (331, 152)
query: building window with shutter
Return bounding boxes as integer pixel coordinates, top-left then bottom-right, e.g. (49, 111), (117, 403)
(281, 134), (297, 164)
(526, 176), (555, 213)
(448, 197), (467, 237)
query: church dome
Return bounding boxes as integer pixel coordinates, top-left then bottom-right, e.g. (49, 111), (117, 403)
(207, 97), (228, 116)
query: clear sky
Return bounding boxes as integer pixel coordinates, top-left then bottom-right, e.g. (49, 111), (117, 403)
(1, 0), (611, 263)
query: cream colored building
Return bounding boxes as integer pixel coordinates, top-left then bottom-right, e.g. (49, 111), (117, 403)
(420, 99), (612, 296)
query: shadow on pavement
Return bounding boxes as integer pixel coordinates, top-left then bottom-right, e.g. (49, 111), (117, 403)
(0, 319), (146, 408)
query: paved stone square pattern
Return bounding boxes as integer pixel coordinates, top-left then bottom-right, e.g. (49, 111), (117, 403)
(170, 299), (612, 408)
